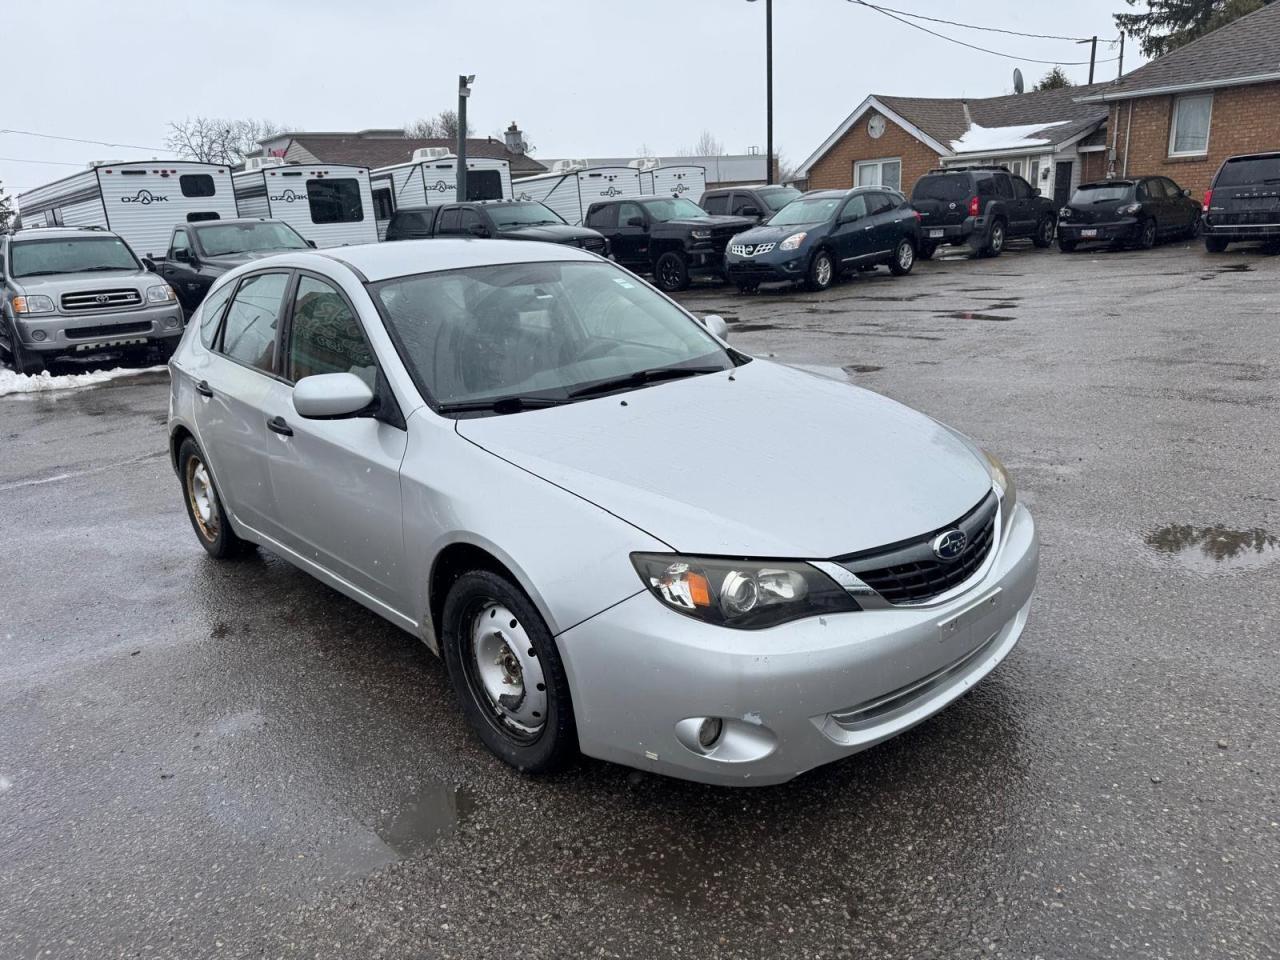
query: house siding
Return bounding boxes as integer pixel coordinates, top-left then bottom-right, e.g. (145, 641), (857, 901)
(805, 113), (942, 193)
(1110, 81), (1280, 194)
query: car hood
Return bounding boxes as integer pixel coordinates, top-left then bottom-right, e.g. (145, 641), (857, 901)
(497, 224), (601, 244)
(730, 222), (822, 244)
(657, 215), (756, 231)
(199, 249), (303, 269)
(457, 360), (992, 557)
(12, 270), (153, 294)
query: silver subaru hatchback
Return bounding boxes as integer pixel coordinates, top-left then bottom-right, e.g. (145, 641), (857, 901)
(167, 239), (1038, 786)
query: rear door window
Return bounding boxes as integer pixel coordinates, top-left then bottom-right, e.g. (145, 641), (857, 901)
(702, 194), (729, 215)
(867, 192), (896, 216)
(219, 272), (289, 373)
(1011, 177), (1034, 199)
(585, 205), (617, 229)
(993, 174), (1015, 199)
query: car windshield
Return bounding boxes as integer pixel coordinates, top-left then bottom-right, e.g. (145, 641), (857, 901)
(489, 203), (566, 227)
(1216, 155), (1280, 187)
(10, 236), (139, 277)
(760, 187), (802, 211)
(195, 222), (310, 256)
(641, 198), (707, 221)
(371, 260), (735, 412)
(912, 176), (971, 202)
(1070, 183), (1133, 205)
(767, 196), (842, 226)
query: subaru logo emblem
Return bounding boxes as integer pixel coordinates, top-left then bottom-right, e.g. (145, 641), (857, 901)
(931, 529), (967, 562)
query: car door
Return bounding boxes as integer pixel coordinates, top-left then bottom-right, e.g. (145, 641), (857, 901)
(435, 206), (465, 237)
(160, 228), (202, 311)
(863, 191), (901, 255)
(1009, 176), (1036, 235)
(458, 207), (489, 238)
(610, 202), (649, 269)
(193, 270), (292, 538)
(1135, 179), (1162, 232)
(830, 194), (872, 266)
(730, 191), (763, 221)
(1163, 177), (1196, 230)
(259, 272), (410, 609)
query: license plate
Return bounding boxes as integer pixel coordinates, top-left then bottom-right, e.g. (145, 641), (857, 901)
(937, 588), (1003, 644)
(73, 337), (147, 352)
(1080, 228), (1098, 238)
(928, 229), (944, 239)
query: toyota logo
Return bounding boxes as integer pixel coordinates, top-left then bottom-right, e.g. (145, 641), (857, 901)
(931, 529), (967, 562)
(95, 294), (110, 303)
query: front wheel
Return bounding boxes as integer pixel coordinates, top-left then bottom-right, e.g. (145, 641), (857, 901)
(888, 238), (916, 276)
(1137, 218), (1158, 250)
(178, 438), (254, 560)
(653, 251), (690, 292)
(805, 249), (835, 291)
(735, 281), (760, 294)
(1032, 216), (1056, 248)
(442, 570), (577, 775)
(3, 321), (46, 376)
(1205, 235), (1228, 253)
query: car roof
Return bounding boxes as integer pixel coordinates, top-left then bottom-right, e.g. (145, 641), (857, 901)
(1078, 180), (1134, 188)
(12, 226), (118, 240)
(189, 218), (281, 227)
(313, 238), (597, 282)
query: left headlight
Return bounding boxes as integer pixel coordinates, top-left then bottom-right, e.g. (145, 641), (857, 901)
(690, 228), (712, 240)
(631, 553), (860, 629)
(983, 449), (1017, 534)
(147, 284), (178, 304)
(12, 294), (56, 315)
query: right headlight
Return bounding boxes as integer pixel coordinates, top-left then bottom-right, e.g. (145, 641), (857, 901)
(779, 232), (807, 251)
(631, 554), (860, 629)
(983, 449), (1017, 535)
(12, 294), (56, 315)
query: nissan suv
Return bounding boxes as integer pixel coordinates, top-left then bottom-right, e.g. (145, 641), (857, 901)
(1202, 152), (1280, 252)
(1, 226), (184, 374)
(910, 166), (1056, 259)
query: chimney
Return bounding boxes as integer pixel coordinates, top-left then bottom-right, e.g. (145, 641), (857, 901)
(504, 121), (527, 156)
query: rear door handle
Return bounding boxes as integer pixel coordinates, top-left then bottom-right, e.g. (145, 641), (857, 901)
(195, 380), (213, 398)
(267, 416), (293, 437)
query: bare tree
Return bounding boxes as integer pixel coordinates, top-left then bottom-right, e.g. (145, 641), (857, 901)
(0, 181), (13, 235)
(679, 130), (725, 157)
(405, 110), (474, 140)
(165, 117), (288, 165)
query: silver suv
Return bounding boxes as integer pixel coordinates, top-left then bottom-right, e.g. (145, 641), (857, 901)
(1, 226), (185, 374)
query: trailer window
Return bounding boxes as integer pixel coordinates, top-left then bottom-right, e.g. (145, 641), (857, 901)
(306, 178), (364, 224)
(180, 174), (217, 198)
(466, 169), (503, 202)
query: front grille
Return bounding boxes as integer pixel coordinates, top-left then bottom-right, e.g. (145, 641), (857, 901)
(838, 492), (998, 605)
(61, 289), (142, 311)
(730, 242), (776, 257)
(66, 321), (152, 341)
(579, 237), (607, 252)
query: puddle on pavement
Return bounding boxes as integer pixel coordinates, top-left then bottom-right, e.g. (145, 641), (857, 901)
(936, 311), (1014, 322)
(732, 323), (781, 333)
(1145, 523), (1280, 572)
(844, 364), (884, 374)
(376, 780), (476, 857)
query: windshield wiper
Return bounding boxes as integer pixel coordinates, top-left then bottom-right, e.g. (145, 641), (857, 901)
(436, 395), (573, 415)
(13, 270), (70, 277)
(568, 365), (724, 400)
(82, 265), (135, 271)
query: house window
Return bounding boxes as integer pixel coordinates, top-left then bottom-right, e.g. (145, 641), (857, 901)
(1169, 93), (1212, 156)
(854, 158), (901, 190)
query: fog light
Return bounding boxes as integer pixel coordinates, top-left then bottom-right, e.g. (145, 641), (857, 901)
(30, 330), (48, 342)
(165, 316), (181, 329)
(697, 717), (723, 749)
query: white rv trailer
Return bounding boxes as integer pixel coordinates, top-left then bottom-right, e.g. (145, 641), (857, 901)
(16, 160), (237, 259)
(511, 161), (644, 226)
(370, 149), (513, 239)
(233, 158), (377, 248)
(637, 162), (707, 202)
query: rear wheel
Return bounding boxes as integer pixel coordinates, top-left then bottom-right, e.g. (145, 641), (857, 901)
(978, 220), (1006, 258)
(1032, 216), (1056, 248)
(917, 242), (935, 261)
(1205, 235), (1228, 253)
(442, 570), (577, 775)
(1057, 238), (1077, 253)
(178, 438), (254, 560)
(805, 249), (835, 291)
(653, 251), (689, 292)
(1186, 216), (1203, 240)
(888, 238), (915, 276)
(1137, 218), (1158, 250)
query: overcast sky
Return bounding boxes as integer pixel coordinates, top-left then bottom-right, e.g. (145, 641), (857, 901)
(4, 0), (1142, 194)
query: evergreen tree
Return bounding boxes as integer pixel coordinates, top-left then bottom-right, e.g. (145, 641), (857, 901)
(1116, 0), (1272, 58)
(1035, 66), (1074, 91)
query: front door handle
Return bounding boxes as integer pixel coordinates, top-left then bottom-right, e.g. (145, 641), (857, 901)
(267, 416), (293, 437)
(195, 380), (213, 398)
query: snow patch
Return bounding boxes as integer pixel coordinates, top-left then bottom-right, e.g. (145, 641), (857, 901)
(950, 121), (1069, 154)
(0, 365), (167, 397)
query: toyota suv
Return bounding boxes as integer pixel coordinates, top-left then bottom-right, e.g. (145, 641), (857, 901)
(1202, 152), (1280, 252)
(1, 226), (184, 374)
(910, 166), (1056, 259)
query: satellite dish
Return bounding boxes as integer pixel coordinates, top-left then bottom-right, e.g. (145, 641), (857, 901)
(1013, 68), (1025, 94)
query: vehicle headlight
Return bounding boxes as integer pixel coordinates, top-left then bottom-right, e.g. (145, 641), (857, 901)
(12, 294), (56, 315)
(631, 554), (860, 629)
(690, 229), (712, 240)
(779, 232), (807, 251)
(1117, 202), (1142, 216)
(983, 449), (1017, 534)
(1058, 207), (1072, 219)
(147, 284), (178, 304)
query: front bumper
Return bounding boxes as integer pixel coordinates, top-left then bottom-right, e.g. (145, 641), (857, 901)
(15, 303), (185, 355)
(1058, 219), (1140, 244)
(558, 501), (1039, 786)
(725, 251), (809, 282)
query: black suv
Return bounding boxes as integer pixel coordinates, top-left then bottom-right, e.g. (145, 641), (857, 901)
(1202, 152), (1280, 252)
(1057, 177), (1201, 252)
(699, 185), (802, 223)
(385, 201), (608, 255)
(582, 196), (754, 291)
(910, 166), (1056, 258)
(723, 187), (921, 293)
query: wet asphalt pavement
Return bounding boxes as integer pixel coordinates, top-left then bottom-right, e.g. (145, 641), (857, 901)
(2, 239), (1278, 960)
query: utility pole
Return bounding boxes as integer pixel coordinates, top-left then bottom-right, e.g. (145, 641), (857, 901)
(1118, 32), (1125, 78)
(457, 74), (474, 202)
(1076, 36), (1098, 84)
(747, 0), (774, 184)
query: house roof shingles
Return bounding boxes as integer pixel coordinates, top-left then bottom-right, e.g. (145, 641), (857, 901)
(282, 134), (547, 173)
(1077, 2), (1280, 101)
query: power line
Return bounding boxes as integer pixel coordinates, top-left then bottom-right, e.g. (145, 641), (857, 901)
(0, 128), (167, 152)
(849, 1), (1120, 66)
(0, 156), (85, 167)
(850, 0), (1097, 42)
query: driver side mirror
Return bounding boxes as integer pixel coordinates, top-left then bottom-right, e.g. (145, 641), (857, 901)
(293, 372), (376, 419)
(626, 216), (645, 228)
(173, 248), (191, 263)
(741, 206), (761, 217)
(468, 223), (489, 237)
(702, 314), (729, 340)
(1182, 188), (1192, 198)
(142, 257), (157, 272)
(306, 239), (317, 248)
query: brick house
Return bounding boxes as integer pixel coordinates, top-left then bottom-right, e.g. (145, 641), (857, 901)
(794, 85), (1109, 207)
(1075, 2), (1280, 196)
(256, 129), (546, 177)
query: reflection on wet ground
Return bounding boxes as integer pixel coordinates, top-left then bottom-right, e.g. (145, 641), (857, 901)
(1145, 523), (1280, 571)
(936, 311), (1014, 322)
(376, 780), (477, 857)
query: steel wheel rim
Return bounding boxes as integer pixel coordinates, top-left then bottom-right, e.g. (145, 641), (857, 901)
(898, 242), (913, 271)
(815, 255), (832, 286)
(186, 458), (219, 542)
(467, 601), (547, 743)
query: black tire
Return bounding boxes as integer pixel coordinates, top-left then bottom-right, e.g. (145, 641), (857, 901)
(888, 238), (915, 276)
(4, 320), (46, 375)
(653, 251), (689, 292)
(1186, 216), (1203, 240)
(917, 242), (935, 261)
(1205, 235), (1228, 253)
(805, 249), (835, 291)
(978, 220), (1006, 258)
(177, 438), (254, 560)
(1032, 216), (1056, 248)
(441, 570), (577, 775)
(1137, 218), (1158, 250)
(1057, 238), (1077, 253)
(735, 281), (759, 294)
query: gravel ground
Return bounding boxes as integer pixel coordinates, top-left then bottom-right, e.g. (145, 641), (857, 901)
(1, 237), (1277, 960)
